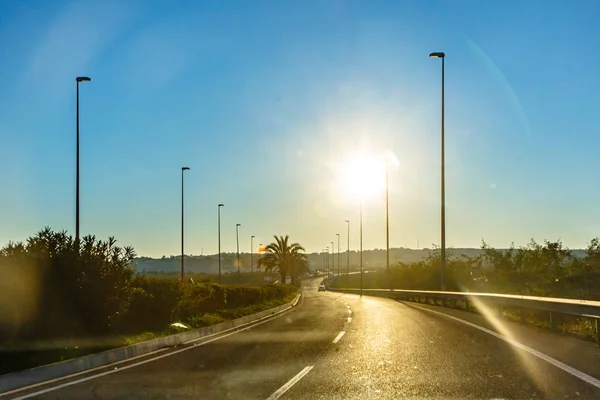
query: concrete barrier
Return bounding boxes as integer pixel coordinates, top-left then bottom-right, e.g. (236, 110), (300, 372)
(0, 293), (301, 394)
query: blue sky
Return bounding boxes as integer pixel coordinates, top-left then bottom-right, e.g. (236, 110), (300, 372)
(1, 0), (599, 257)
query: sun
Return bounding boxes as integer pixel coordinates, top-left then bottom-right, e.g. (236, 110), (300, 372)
(338, 154), (387, 201)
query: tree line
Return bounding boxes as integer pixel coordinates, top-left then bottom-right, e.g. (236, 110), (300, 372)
(333, 238), (600, 300)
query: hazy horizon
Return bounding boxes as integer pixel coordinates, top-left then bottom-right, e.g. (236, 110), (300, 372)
(138, 244), (590, 260)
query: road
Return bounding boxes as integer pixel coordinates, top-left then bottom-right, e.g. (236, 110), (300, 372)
(4, 278), (600, 399)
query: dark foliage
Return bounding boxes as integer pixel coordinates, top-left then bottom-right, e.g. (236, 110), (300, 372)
(332, 238), (600, 300)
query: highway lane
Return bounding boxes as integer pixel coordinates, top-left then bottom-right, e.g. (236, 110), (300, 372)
(5, 279), (600, 399)
(286, 292), (600, 399)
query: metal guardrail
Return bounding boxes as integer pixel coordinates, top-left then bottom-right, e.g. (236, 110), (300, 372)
(327, 287), (600, 344)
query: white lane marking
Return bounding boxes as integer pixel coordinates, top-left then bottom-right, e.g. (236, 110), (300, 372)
(266, 366), (314, 400)
(332, 331), (346, 344)
(7, 303), (302, 400)
(411, 304), (600, 390)
(347, 317), (352, 323)
(0, 346), (173, 397)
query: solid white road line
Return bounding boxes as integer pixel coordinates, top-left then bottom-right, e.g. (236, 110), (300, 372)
(411, 304), (600, 390)
(6, 303), (302, 400)
(332, 331), (346, 344)
(266, 366), (314, 400)
(0, 346), (172, 397)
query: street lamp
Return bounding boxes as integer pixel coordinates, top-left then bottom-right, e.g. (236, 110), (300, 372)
(75, 76), (91, 243)
(430, 51), (446, 290)
(251, 235), (255, 273)
(336, 233), (340, 276)
(236, 223), (241, 274)
(181, 167), (191, 282)
(330, 241), (334, 274)
(345, 220), (350, 290)
(360, 201), (363, 297)
(218, 204), (224, 284)
(386, 161), (390, 291)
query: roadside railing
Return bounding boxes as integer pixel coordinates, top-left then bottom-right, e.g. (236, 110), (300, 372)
(326, 287), (600, 345)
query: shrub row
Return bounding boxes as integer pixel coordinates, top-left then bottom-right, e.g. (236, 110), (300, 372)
(122, 275), (297, 333)
(0, 228), (297, 343)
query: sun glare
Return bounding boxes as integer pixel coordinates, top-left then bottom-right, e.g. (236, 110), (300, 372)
(338, 154), (387, 201)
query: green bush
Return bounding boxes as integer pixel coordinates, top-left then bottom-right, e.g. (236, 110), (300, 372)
(176, 283), (297, 326)
(118, 275), (182, 334)
(0, 228), (135, 342)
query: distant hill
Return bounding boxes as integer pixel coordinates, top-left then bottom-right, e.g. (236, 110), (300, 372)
(134, 247), (588, 273)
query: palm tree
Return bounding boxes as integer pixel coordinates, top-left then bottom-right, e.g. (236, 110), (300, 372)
(258, 235), (308, 284)
(289, 251), (310, 284)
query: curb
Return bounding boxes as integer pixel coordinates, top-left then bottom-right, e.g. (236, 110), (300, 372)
(0, 293), (301, 394)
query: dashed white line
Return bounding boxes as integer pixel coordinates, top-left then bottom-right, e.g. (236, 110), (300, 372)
(332, 331), (346, 344)
(347, 317), (352, 323)
(411, 304), (600, 390)
(266, 365), (314, 400)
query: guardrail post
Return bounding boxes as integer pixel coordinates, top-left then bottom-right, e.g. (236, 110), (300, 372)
(596, 319), (600, 346)
(549, 311), (557, 331)
(519, 308), (525, 323)
(464, 299), (469, 311)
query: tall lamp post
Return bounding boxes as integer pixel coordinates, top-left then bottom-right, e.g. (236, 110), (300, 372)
(75, 76), (91, 242)
(430, 51), (446, 290)
(251, 235), (255, 273)
(218, 204), (224, 284)
(386, 161), (390, 290)
(360, 201), (363, 297)
(236, 223), (241, 274)
(181, 167), (191, 282)
(345, 220), (350, 290)
(330, 241), (334, 274)
(336, 234), (340, 276)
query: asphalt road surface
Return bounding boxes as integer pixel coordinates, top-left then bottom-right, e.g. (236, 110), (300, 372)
(4, 278), (600, 399)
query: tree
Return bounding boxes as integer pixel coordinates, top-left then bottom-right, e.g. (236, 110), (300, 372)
(0, 228), (136, 341)
(258, 235), (307, 285)
(289, 251), (310, 284)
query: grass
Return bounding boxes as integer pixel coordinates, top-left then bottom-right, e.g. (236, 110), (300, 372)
(119, 292), (298, 346)
(187, 293), (298, 329)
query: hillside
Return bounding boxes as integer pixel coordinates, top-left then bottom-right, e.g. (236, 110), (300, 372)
(134, 247), (588, 273)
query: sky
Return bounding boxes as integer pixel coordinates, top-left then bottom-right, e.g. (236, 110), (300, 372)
(1, 0), (600, 257)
